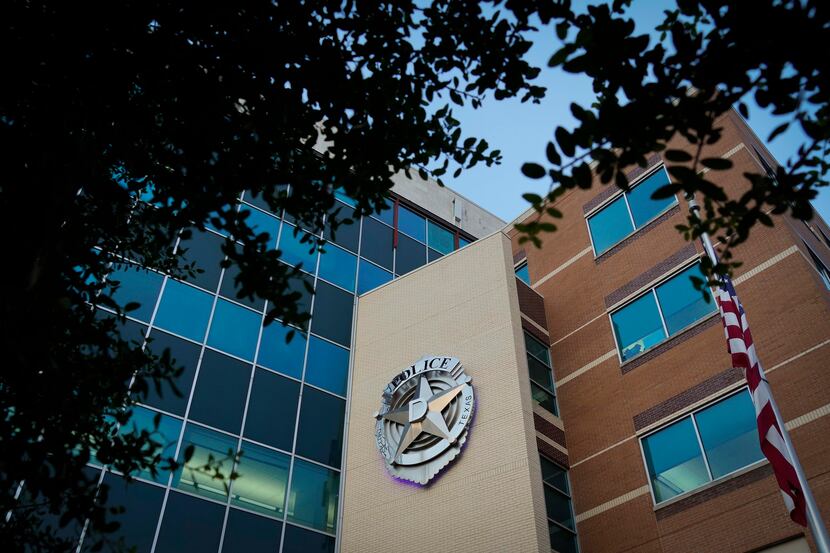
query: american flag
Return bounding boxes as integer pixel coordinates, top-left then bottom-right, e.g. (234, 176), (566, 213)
(715, 275), (807, 526)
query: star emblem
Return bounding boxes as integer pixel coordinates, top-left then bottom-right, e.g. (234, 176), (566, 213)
(377, 374), (464, 463)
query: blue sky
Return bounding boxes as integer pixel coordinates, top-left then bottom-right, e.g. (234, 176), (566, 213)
(443, 2), (829, 224)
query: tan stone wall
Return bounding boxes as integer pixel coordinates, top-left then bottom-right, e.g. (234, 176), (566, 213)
(339, 232), (549, 553)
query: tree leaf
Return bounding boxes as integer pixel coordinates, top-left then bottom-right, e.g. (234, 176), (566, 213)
(700, 158), (732, 170)
(521, 163), (547, 179)
(664, 149), (692, 162)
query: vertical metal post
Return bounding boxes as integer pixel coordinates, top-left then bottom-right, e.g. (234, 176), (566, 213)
(686, 194), (830, 553)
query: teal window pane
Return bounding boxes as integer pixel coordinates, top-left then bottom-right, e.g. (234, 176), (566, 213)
(626, 169), (676, 228)
(515, 263), (530, 285)
(318, 243), (357, 292)
(528, 356), (553, 391)
(207, 299), (261, 361)
(257, 323), (305, 379)
(531, 382), (558, 416)
(188, 349), (251, 434)
(231, 441), (289, 517)
(587, 195), (633, 255)
(176, 229), (226, 292)
(305, 336), (349, 396)
(142, 330), (201, 416)
(524, 332), (550, 365)
(372, 197), (394, 226)
(223, 508), (283, 553)
(357, 259), (392, 295)
(642, 417), (709, 503)
(153, 280), (213, 342)
(173, 424), (237, 501)
(611, 293), (666, 361)
(242, 207), (280, 249)
(106, 267), (164, 322)
(119, 406), (182, 483)
(278, 224), (318, 271)
(543, 485), (574, 530)
(243, 369), (300, 451)
(99, 474), (164, 553)
(695, 391), (763, 479)
(154, 492), (224, 553)
(427, 221), (454, 254)
(334, 187), (357, 207)
(548, 522), (578, 553)
(287, 459), (340, 533)
(540, 457), (569, 493)
(295, 387), (345, 467)
(459, 237), (471, 248)
(398, 205), (425, 242)
(655, 264), (716, 335)
(394, 233), (426, 276)
(283, 524), (334, 553)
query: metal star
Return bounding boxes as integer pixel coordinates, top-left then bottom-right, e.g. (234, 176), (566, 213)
(379, 374), (464, 463)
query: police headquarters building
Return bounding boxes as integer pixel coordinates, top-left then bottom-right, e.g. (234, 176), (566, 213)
(93, 109), (830, 553)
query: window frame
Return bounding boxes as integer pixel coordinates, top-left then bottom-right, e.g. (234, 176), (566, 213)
(524, 331), (558, 416)
(637, 387), (766, 507)
(584, 165), (678, 257)
(607, 259), (717, 364)
(802, 239), (830, 290)
(515, 261), (531, 285)
(540, 454), (579, 553)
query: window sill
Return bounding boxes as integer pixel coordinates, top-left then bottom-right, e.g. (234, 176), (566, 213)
(594, 203), (680, 264)
(652, 459), (769, 515)
(619, 311), (720, 374)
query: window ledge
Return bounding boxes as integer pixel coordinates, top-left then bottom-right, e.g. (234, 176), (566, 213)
(652, 460), (769, 517)
(620, 312), (720, 374)
(594, 203), (680, 264)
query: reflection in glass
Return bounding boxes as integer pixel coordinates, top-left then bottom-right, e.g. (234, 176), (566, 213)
(642, 418), (709, 502)
(118, 406), (182, 483)
(527, 356), (553, 390)
(287, 459), (340, 533)
(257, 323), (305, 379)
(305, 336), (350, 396)
(174, 424), (237, 501)
(655, 264), (715, 334)
(153, 280), (213, 342)
(524, 332), (550, 364)
(278, 224), (318, 271)
(587, 195), (633, 255)
(626, 169), (675, 228)
(241, 207), (280, 249)
(295, 387), (345, 467)
(397, 205), (425, 242)
(188, 349), (251, 434)
(206, 299), (261, 361)
(311, 281), (354, 347)
(531, 382), (558, 416)
(244, 369), (300, 452)
(318, 243), (357, 292)
(695, 391), (763, 479)
(540, 457), (569, 493)
(515, 263), (530, 285)
(427, 221), (454, 254)
(231, 442), (289, 517)
(611, 293), (666, 361)
(357, 259), (392, 295)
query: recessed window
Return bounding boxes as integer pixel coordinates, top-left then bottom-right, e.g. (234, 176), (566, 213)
(153, 280), (213, 342)
(525, 332), (558, 416)
(515, 262), (530, 285)
(587, 168), (676, 255)
(243, 369), (300, 452)
(295, 387), (345, 467)
(610, 262), (715, 361)
(188, 349), (251, 434)
(287, 458), (340, 533)
(231, 441), (290, 517)
(641, 389), (763, 504)
(804, 241), (830, 290)
(540, 456), (578, 553)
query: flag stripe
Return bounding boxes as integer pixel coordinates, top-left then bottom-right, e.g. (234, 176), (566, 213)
(715, 277), (807, 526)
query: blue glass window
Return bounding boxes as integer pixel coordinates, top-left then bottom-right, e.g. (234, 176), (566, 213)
(372, 197), (395, 226)
(153, 280), (213, 342)
(282, 524), (335, 553)
(642, 417), (709, 503)
(459, 237), (471, 248)
(428, 248), (443, 262)
(626, 169), (675, 228)
(587, 196), (632, 255)
(154, 492), (224, 553)
(99, 474), (164, 553)
(207, 299), (261, 361)
(642, 390), (764, 504)
(360, 217), (393, 270)
(295, 387), (345, 467)
(231, 441), (290, 517)
(222, 508), (283, 553)
(310, 281), (353, 347)
(611, 292), (666, 361)
(695, 391), (763, 479)
(515, 262), (530, 285)
(119, 406), (182, 483)
(106, 266), (164, 322)
(188, 349), (251, 434)
(243, 369), (300, 451)
(241, 207), (280, 249)
(176, 229), (226, 292)
(318, 243), (357, 292)
(427, 221), (455, 254)
(287, 459), (340, 533)
(323, 202), (360, 253)
(142, 330), (201, 416)
(357, 259), (392, 295)
(257, 323), (305, 379)
(279, 224), (318, 271)
(334, 187), (357, 207)
(398, 205), (426, 242)
(395, 233), (426, 276)
(305, 336), (349, 396)
(173, 424), (237, 501)
(655, 264), (715, 334)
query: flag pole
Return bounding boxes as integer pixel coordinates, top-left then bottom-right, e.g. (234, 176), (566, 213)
(686, 194), (830, 553)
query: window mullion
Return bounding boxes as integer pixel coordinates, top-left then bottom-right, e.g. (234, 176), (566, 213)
(622, 193), (637, 230)
(690, 414), (714, 482)
(652, 288), (670, 339)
